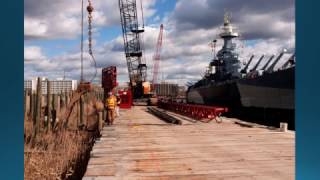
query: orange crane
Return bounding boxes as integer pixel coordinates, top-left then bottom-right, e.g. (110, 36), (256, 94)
(152, 24), (164, 92)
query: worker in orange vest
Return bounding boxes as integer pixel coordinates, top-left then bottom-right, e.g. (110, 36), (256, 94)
(105, 92), (117, 125)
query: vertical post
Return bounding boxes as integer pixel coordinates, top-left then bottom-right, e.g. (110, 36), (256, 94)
(104, 109), (107, 122)
(280, 122), (288, 132)
(99, 111), (103, 131)
(24, 90), (27, 120)
(41, 94), (45, 126)
(33, 77), (42, 136)
(76, 100), (79, 128)
(52, 94), (56, 129)
(64, 92), (67, 105)
(102, 108), (105, 122)
(62, 92), (66, 109)
(56, 94), (61, 120)
(66, 92), (69, 105)
(60, 92), (63, 109)
(80, 95), (84, 127)
(31, 91), (35, 123)
(26, 90), (31, 120)
(41, 94), (46, 111)
(83, 94), (86, 127)
(46, 80), (51, 131)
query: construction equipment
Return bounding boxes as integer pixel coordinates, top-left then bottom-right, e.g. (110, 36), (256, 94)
(118, 0), (148, 99)
(152, 24), (164, 91)
(102, 66), (117, 96)
(101, 66), (133, 108)
(78, 0), (96, 91)
(158, 100), (228, 123)
(118, 89), (133, 109)
(61, 0), (96, 127)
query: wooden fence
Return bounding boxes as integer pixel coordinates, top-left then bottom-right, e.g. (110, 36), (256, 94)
(24, 77), (106, 138)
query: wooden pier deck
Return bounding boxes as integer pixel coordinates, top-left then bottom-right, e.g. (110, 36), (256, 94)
(83, 106), (295, 180)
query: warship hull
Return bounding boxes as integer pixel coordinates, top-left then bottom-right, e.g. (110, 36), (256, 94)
(187, 67), (295, 110)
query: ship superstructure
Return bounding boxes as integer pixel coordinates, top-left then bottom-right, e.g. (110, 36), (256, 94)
(212, 13), (241, 81)
(187, 12), (295, 112)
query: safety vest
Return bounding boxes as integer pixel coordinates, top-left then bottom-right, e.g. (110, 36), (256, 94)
(106, 96), (116, 109)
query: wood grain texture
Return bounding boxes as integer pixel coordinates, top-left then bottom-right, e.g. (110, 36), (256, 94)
(83, 106), (295, 180)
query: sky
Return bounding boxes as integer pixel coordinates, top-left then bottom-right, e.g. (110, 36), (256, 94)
(24, 0), (295, 86)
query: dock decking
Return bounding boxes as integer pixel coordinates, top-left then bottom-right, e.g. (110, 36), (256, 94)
(83, 106), (295, 180)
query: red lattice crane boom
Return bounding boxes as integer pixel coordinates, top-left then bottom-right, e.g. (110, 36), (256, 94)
(152, 24), (164, 89)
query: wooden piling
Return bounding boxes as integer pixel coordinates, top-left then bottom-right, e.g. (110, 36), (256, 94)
(33, 77), (42, 137)
(59, 93), (63, 109)
(85, 94), (89, 127)
(64, 92), (68, 106)
(69, 92), (72, 103)
(24, 90), (27, 120)
(99, 91), (101, 100)
(56, 95), (61, 119)
(80, 95), (84, 127)
(76, 100), (80, 128)
(52, 94), (56, 129)
(65, 93), (69, 105)
(31, 92), (35, 123)
(102, 109), (105, 122)
(98, 111), (103, 131)
(46, 80), (51, 131)
(41, 94), (46, 109)
(25, 91), (31, 120)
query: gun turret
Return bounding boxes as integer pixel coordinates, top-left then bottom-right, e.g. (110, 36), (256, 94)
(266, 52), (284, 73)
(261, 55), (275, 71)
(281, 53), (295, 69)
(240, 55), (254, 74)
(250, 55), (265, 72)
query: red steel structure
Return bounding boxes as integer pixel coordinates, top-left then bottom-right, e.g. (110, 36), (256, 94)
(158, 101), (228, 123)
(152, 24), (164, 90)
(118, 89), (132, 109)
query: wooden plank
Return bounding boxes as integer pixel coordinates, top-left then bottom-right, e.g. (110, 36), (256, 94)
(83, 106), (294, 180)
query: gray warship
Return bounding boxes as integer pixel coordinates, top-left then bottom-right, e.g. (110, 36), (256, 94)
(187, 13), (295, 128)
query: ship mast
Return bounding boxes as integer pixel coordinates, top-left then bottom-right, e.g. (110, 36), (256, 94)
(210, 11), (241, 81)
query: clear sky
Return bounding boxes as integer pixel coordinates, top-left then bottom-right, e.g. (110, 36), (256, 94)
(24, 0), (295, 85)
